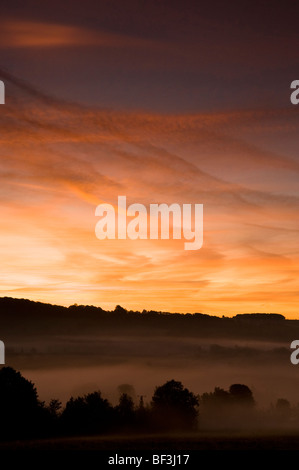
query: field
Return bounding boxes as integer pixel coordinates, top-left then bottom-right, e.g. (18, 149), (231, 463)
(1, 432), (299, 451)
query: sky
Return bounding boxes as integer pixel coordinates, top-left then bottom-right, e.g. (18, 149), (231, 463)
(0, 0), (299, 317)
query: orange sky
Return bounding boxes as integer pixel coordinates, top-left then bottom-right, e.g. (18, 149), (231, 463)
(0, 71), (298, 317)
(0, 2), (299, 317)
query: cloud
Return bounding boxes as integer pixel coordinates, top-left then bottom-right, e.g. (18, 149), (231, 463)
(0, 71), (298, 315)
(0, 19), (162, 50)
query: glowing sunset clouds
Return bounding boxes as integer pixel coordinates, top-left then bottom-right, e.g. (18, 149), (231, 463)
(1, 1), (299, 316)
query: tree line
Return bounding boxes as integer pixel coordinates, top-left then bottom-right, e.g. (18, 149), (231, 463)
(0, 367), (296, 441)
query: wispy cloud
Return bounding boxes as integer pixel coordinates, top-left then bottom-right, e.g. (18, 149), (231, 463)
(1, 72), (298, 315)
(0, 19), (162, 50)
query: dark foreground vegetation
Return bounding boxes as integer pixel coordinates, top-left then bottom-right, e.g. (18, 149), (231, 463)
(1, 297), (299, 451)
(0, 366), (299, 447)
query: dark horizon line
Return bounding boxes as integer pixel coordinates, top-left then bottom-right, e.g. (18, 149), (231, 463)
(0, 295), (289, 321)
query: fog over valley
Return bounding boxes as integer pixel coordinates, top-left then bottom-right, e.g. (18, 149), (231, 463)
(2, 297), (298, 409)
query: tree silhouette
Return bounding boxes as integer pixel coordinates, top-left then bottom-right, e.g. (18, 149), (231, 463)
(199, 387), (231, 410)
(0, 366), (287, 440)
(229, 384), (255, 407)
(115, 393), (135, 430)
(117, 383), (136, 401)
(199, 383), (256, 430)
(275, 398), (290, 411)
(151, 379), (199, 431)
(0, 366), (43, 438)
(61, 391), (114, 435)
(47, 398), (62, 418)
(274, 398), (291, 422)
(200, 384), (255, 409)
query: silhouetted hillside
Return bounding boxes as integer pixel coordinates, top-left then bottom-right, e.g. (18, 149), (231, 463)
(0, 296), (295, 342)
(1, 297), (297, 410)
